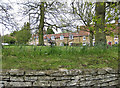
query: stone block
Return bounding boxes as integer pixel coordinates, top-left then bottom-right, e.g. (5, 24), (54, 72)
(1, 70), (9, 76)
(2, 76), (10, 81)
(50, 72), (65, 77)
(50, 81), (67, 86)
(93, 75), (104, 80)
(100, 83), (109, 86)
(104, 74), (116, 79)
(33, 81), (50, 86)
(8, 82), (32, 87)
(10, 77), (24, 82)
(83, 69), (97, 75)
(9, 69), (24, 76)
(85, 76), (94, 81)
(0, 81), (7, 84)
(105, 68), (118, 74)
(24, 76), (38, 82)
(109, 80), (118, 86)
(37, 76), (55, 81)
(97, 69), (106, 75)
(35, 71), (46, 76)
(0, 83), (4, 88)
(66, 69), (83, 76)
(55, 76), (72, 81)
(25, 70), (46, 76)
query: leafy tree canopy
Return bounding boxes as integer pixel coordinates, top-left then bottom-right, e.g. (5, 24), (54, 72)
(2, 35), (16, 44)
(15, 22), (31, 44)
(46, 26), (54, 34)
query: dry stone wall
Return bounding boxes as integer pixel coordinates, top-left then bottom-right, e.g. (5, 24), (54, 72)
(0, 68), (120, 87)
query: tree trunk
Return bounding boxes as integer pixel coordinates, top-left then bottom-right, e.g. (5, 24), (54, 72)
(89, 31), (93, 46)
(38, 2), (45, 46)
(95, 2), (106, 46)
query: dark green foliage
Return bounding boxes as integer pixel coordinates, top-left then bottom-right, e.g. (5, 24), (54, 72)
(10, 31), (17, 37)
(2, 35), (16, 44)
(15, 22), (31, 44)
(46, 26), (54, 34)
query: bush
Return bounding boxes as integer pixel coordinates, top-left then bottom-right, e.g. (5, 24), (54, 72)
(2, 35), (16, 44)
(15, 22), (31, 44)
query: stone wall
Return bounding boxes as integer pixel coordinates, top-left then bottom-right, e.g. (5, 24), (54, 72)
(0, 68), (120, 87)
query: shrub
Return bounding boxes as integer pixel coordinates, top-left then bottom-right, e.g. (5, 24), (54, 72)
(2, 35), (16, 44)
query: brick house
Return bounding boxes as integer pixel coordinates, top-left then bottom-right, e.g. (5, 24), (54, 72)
(44, 30), (90, 46)
(106, 28), (119, 46)
(29, 27), (119, 46)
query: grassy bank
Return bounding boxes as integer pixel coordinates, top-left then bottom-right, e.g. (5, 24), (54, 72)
(2, 45), (118, 70)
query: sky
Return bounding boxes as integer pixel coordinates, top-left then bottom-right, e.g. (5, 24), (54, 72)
(0, 0), (73, 36)
(0, 0), (117, 36)
(0, 0), (21, 36)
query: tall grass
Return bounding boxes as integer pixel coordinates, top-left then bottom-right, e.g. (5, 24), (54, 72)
(2, 45), (118, 70)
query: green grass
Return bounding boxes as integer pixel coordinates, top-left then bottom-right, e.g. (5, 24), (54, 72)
(2, 45), (118, 70)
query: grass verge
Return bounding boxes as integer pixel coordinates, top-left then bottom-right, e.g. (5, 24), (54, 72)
(2, 45), (118, 70)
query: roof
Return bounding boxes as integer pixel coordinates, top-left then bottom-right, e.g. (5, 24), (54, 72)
(44, 30), (90, 39)
(32, 24), (118, 39)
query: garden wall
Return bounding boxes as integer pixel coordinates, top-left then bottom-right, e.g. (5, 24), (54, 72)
(0, 68), (120, 87)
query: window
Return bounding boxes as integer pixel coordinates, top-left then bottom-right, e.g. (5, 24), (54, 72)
(36, 36), (38, 39)
(93, 35), (95, 40)
(60, 35), (64, 40)
(44, 39), (47, 41)
(69, 42), (73, 46)
(83, 36), (86, 40)
(93, 42), (95, 46)
(34, 36), (36, 39)
(115, 42), (118, 44)
(51, 35), (55, 40)
(30, 38), (32, 40)
(60, 42), (64, 46)
(83, 42), (86, 46)
(69, 34), (73, 40)
(114, 35), (118, 39)
(36, 42), (39, 45)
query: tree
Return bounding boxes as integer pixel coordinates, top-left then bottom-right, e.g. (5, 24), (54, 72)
(46, 26), (55, 34)
(0, 1), (17, 30)
(71, 2), (95, 46)
(71, 1), (119, 46)
(95, 2), (106, 46)
(21, 1), (74, 46)
(38, 2), (45, 46)
(10, 31), (17, 37)
(2, 35), (16, 44)
(95, 2), (119, 46)
(15, 22), (31, 44)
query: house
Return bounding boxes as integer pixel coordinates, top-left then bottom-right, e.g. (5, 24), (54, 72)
(44, 30), (90, 46)
(106, 30), (119, 46)
(29, 33), (39, 45)
(29, 30), (90, 46)
(29, 24), (119, 46)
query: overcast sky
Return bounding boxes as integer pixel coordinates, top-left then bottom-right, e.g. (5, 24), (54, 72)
(0, 0), (117, 36)
(0, 0), (73, 36)
(0, 0), (23, 36)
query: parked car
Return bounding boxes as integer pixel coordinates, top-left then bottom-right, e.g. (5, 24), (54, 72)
(2, 43), (9, 45)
